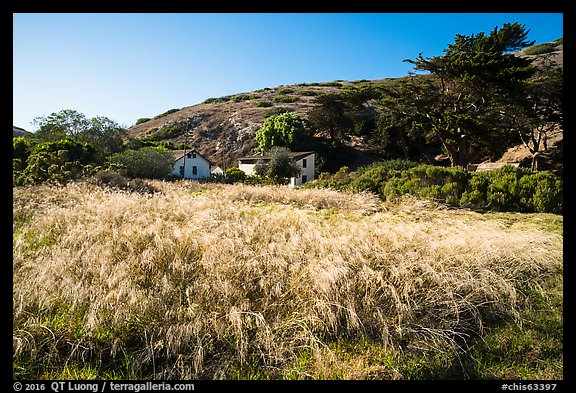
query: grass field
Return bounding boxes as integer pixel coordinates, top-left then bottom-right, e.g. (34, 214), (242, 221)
(13, 180), (563, 379)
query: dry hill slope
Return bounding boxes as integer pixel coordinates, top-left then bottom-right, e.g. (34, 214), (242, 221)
(126, 39), (563, 172)
(126, 79), (386, 169)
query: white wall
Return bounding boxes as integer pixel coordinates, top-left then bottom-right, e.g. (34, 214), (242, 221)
(238, 163), (257, 176)
(238, 153), (315, 186)
(172, 152), (211, 179)
(290, 153), (315, 187)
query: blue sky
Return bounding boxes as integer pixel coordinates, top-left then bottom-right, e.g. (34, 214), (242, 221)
(13, 13), (564, 130)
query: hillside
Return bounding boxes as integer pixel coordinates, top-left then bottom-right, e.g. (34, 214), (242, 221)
(126, 39), (563, 172)
(13, 126), (34, 138)
(126, 79), (395, 170)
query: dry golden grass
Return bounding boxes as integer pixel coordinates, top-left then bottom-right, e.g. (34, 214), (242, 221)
(13, 181), (562, 379)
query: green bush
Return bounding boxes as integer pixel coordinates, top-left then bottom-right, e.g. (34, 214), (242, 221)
(233, 94), (256, 102)
(31, 138), (95, 165)
(306, 161), (562, 214)
(275, 88), (294, 95)
(297, 90), (318, 96)
(203, 96), (231, 104)
(225, 167), (247, 182)
(273, 96), (299, 103)
(107, 147), (175, 179)
(254, 101), (273, 108)
(13, 136), (37, 162)
(135, 118), (151, 125)
(13, 138), (98, 186)
(532, 172), (562, 214)
(349, 166), (393, 194)
(153, 109), (180, 119)
(141, 124), (186, 142)
(264, 107), (291, 118)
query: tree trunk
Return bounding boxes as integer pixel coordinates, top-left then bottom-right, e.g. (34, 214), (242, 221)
(531, 152), (540, 172)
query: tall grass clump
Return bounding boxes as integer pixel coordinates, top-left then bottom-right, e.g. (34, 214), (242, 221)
(13, 181), (562, 379)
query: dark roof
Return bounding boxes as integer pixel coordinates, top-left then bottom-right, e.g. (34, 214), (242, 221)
(238, 151), (314, 163)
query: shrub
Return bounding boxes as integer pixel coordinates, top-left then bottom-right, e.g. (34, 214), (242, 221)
(31, 138), (95, 165)
(107, 147), (175, 179)
(153, 108), (180, 119)
(349, 166), (393, 194)
(297, 90), (318, 96)
(253, 147), (301, 184)
(254, 101), (273, 108)
(232, 94), (256, 102)
(225, 167), (247, 182)
(141, 124), (186, 142)
(264, 107), (291, 118)
(13, 138), (98, 186)
(532, 172), (562, 214)
(13, 136), (37, 162)
(273, 96), (299, 103)
(203, 96), (231, 104)
(307, 161), (562, 214)
(91, 170), (159, 194)
(275, 88), (294, 95)
(135, 118), (151, 125)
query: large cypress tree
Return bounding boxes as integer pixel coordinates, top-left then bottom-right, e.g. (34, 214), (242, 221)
(400, 22), (536, 167)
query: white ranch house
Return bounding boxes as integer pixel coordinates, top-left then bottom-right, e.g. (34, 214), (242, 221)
(171, 149), (212, 179)
(238, 151), (315, 187)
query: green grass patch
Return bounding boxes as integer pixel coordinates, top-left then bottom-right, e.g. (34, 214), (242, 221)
(483, 212), (563, 235)
(470, 276), (563, 379)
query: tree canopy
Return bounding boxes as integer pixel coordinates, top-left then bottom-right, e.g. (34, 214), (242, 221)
(396, 22), (538, 167)
(255, 112), (306, 151)
(31, 109), (127, 164)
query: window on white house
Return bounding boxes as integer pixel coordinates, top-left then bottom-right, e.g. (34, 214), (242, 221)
(192, 166), (197, 175)
(302, 158), (307, 168)
(192, 153), (197, 158)
(179, 166), (184, 177)
(187, 153), (192, 159)
(302, 175), (308, 183)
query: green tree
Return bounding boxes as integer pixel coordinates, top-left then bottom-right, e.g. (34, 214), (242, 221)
(307, 92), (353, 143)
(308, 88), (379, 145)
(107, 147), (175, 179)
(401, 22), (536, 167)
(32, 109), (91, 142)
(76, 116), (127, 164)
(511, 60), (562, 171)
(31, 110), (127, 164)
(372, 78), (432, 160)
(255, 112), (306, 151)
(254, 147), (301, 184)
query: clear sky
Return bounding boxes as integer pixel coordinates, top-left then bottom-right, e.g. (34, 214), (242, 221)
(13, 13), (564, 131)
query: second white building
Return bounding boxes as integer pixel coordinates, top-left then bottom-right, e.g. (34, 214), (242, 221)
(238, 151), (315, 187)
